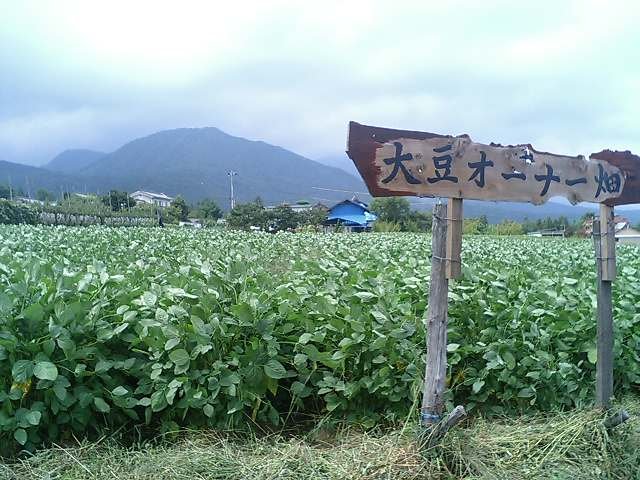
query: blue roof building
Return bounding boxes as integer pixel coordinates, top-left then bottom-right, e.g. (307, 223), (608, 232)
(325, 198), (377, 230)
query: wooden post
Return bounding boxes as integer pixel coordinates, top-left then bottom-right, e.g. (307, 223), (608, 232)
(446, 198), (463, 279)
(593, 204), (615, 409)
(421, 203), (449, 424)
(599, 205), (616, 281)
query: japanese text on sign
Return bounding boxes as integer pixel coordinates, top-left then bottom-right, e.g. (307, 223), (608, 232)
(363, 136), (624, 205)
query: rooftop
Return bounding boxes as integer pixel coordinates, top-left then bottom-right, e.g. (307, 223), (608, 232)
(131, 190), (174, 200)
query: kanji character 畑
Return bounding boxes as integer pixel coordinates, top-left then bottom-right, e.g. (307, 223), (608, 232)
(594, 164), (622, 198)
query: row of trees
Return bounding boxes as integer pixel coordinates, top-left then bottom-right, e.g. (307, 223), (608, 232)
(370, 198), (432, 232)
(366, 198), (619, 237)
(5, 184), (637, 234)
(226, 201), (327, 232)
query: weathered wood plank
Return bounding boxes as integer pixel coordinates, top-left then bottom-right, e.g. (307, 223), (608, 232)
(421, 203), (449, 424)
(347, 121), (637, 205)
(593, 215), (615, 409)
(591, 150), (640, 206)
(445, 198), (462, 279)
(599, 204), (616, 281)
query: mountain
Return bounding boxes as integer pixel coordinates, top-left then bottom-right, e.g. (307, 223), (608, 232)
(0, 160), (100, 197)
(74, 127), (366, 205)
(45, 149), (106, 174)
(0, 127), (367, 207)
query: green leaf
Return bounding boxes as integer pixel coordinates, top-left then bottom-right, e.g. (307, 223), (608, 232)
(151, 390), (168, 412)
(502, 351), (516, 371)
(354, 292), (376, 302)
(588, 347), (597, 364)
(14, 428), (27, 445)
(12, 360), (34, 382)
(472, 380), (485, 394)
(142, 291), (157, 307)
(518, 387), (535, 398)
(25, 410), (41, 426)
(447, 343), (460, 352)
(0, 292), (12, 313)
(23, 303), (44, 322)
(34, 361), (58, 381)
(203, 404), (214, 417)
(53, 383), (67, 401)
(264, 359), (287, 379)
(169, 348), (190, 366)
(164, 338), (180, 351)
(94, 397), (110, 413)
(112, 386), (128, 396)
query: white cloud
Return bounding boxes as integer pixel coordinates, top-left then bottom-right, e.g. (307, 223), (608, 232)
(0, 0), (638, 165)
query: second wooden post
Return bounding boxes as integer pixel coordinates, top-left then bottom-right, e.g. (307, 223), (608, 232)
(595, 204), (616, 409)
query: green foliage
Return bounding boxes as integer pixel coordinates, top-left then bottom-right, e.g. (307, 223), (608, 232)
(488, 220), (524, 235)
(267, 206), (300, 232)
(166, 196), (190, 223)
(227, 203), (323, 232)
(0, 184), (24, 200)
(1, 227), (640, 453)
(35, 189), (56, 202)
(194, 198), (223, 222)
(370, 198), (431, 232)
(464, 215), (488, 235)
(101, 190), (135, 212)
(404, 210), (432, 232)
(299, 206), (328, 228)
(370, 198), (411, 223)
(521, 215), (577, 235)
(226, 201), (268, 230)
(0, 199), (38, 224)
(373, 220), (401, 232)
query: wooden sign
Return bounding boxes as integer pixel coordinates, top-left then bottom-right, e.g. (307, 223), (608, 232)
(347, 122), (640, 206)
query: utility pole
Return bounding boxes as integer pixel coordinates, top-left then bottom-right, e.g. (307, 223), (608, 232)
(227, 170), (238, 210)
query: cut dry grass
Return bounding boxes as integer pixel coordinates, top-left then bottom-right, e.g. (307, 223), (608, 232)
(2, 397), (639, 480)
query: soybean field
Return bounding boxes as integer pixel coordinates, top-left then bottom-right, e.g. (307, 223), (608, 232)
(1, 225), (639, 453)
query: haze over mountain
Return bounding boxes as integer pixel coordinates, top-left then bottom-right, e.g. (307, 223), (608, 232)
(45, 149), (106, 174)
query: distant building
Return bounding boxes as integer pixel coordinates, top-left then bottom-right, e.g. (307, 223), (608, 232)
(16, 196), (45, 206)
(583, 215), (640, 244)
(265, 201), (328, 213)
(527, 227), (566, 238)
(324, 197), (377, 231)
(616, 223), (640, 245)
(131, 190), (174, 207)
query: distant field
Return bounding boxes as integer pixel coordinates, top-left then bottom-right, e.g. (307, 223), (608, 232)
(1, 226), (639, 453)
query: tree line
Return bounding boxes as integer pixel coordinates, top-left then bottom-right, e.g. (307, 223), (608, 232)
(2, 184), (636, 235)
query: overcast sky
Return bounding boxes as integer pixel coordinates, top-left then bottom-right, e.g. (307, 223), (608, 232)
(1, 0), (639, 166)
